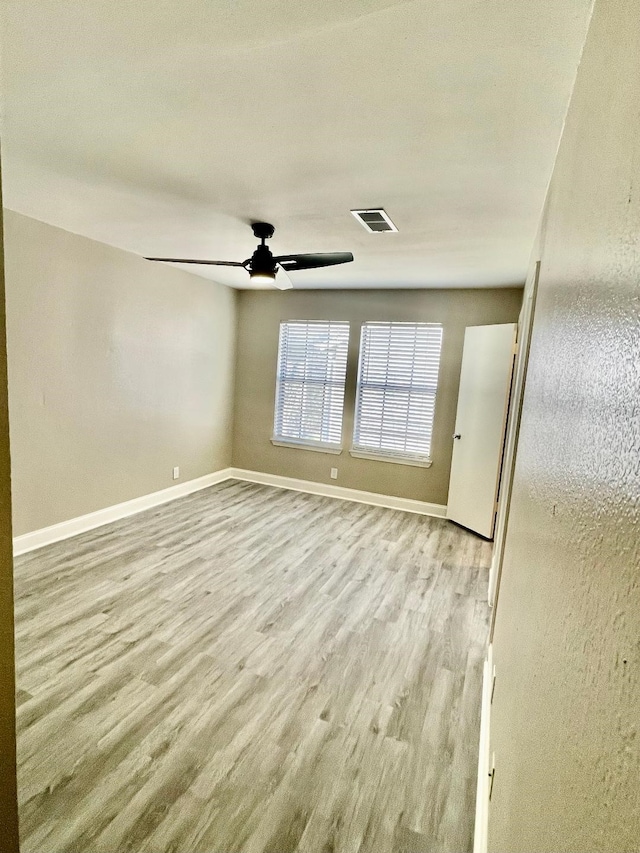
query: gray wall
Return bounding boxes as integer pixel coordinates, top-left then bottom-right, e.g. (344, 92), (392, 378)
(489, 0), (640, 849)
(0, 169), (20, 851)
(4, 211), (237, 536)
(232, 288), (522, 505)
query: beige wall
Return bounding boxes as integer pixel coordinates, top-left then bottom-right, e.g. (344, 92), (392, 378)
(489, 0), (640, 849)
(232, 288), (522, 505)
(4, 211), (237, 536)
(0, 170), (20, 850)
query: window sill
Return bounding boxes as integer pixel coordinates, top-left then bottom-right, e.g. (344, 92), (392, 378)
(271, 438), (343, 455)
(349, 449), (433, 468)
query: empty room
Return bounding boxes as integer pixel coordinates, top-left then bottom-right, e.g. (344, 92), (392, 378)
(1, 1), (639, 852)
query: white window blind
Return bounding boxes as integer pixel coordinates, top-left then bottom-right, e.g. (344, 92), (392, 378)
(353, 322), (443, 462)
(273, 320), (349, 449)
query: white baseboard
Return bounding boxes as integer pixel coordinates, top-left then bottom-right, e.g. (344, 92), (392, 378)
(473, 643), (493, 853)
(14, 466), (447, 556)
(13, 468), (235, 556)
(228, 468), (447, 518)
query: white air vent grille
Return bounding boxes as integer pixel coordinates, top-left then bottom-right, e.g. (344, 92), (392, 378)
(350, 209), (398, 233)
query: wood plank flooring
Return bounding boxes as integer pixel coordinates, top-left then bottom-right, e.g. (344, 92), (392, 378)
(14, 479), (492, 853)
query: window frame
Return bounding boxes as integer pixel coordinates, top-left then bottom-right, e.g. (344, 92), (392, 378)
(271, 319), (350, 454)
(350, 321), (443, 468)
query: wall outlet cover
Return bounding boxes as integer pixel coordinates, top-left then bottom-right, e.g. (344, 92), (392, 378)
(173, 466), (180, 480)
(330, 468), (338, 479)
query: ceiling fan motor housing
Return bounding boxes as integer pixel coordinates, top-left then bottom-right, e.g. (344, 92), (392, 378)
(250, 243), (277, 276)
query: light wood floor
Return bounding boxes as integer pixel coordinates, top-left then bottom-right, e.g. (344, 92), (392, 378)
(15, 479), (491, 853)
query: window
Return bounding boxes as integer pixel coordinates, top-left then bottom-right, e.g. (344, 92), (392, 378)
(352, 321), (443, 466)
(273, 320), (349, 452)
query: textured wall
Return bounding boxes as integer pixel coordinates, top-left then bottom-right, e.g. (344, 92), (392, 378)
(489, 0), (640, 849)
(0, 173), (20, 850)
(4, 212), (237, 535)
(233, 288), (522, 505)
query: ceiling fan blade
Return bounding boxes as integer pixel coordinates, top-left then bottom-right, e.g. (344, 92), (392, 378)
(274, 264), (294, 290)
(145, 257), (245, 267)
(273, 252), (354, 271)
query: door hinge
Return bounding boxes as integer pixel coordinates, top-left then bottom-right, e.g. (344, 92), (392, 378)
(489, 761), (496, 800)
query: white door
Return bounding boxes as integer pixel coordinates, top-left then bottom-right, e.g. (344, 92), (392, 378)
(489, 263), (540, 610)
(446, 323), (517, 538)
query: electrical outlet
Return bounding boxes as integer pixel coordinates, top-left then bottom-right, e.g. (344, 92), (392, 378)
(330, 467), (338, 480)
(173, 466), (180, 480)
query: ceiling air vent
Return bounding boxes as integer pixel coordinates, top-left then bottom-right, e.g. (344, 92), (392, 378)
(350, 209), (398, 233)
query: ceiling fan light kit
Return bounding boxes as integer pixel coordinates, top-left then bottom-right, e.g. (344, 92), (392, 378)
(249, 271), (277, 285)
(146, 221), (354, 290)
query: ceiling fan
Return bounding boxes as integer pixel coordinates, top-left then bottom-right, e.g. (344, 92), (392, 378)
(146, 222), (354, 290)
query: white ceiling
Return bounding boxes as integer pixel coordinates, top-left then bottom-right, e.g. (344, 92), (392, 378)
(1, 1), (593, 290)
